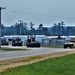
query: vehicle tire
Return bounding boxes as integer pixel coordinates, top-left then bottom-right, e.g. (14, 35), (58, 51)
(70, 45), (74, 49)
(64, 45), (67, 49)
(26, 43), (40, 47)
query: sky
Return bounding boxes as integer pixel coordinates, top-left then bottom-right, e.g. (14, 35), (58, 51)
(0, 0), (75, 27)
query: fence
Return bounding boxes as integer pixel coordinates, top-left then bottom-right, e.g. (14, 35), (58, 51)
(42, 39), (65, 46)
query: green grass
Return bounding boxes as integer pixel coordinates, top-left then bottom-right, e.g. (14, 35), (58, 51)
(0, 47), (27, 51)
(1, 54), (75, 75)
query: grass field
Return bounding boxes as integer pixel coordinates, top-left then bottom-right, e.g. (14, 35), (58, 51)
(0, 45), (63, 51)
(0, 54), (75, 75)
(44, 45), (63, 48)
(0, 47), (27, 51)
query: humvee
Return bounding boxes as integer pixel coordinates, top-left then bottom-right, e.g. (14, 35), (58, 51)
(64, 40), (75, 49)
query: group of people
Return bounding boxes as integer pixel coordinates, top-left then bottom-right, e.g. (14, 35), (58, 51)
(1, 38), (7, 43)
(12, 37), (21, 43)
(27, 35), (36, 43)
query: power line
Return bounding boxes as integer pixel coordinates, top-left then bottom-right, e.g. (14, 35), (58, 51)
(5, 9), (75, 19)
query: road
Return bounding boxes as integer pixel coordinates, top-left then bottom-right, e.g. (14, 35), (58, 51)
(0, 47), (74, 60)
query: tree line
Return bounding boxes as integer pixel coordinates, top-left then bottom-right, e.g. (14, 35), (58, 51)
(1, 21), (50, 36)
(1, 21), (75, 36)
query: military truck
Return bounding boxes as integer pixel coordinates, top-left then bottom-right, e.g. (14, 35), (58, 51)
(12, 37), (22, 46)
(64, 40), (75, 49)
(1, 38), (9, 46)
(26, 35), (40, 47)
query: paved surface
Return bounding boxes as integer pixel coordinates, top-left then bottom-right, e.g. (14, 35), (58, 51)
(0, 46), (74, 60)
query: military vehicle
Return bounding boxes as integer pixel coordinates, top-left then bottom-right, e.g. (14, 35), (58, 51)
(12, 37), (22, 46)
(64, 40), (75, 49)
(1, 38), (9, 46)
(26, 35), (40, 47)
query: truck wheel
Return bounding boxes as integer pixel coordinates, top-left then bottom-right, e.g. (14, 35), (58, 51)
(64, 45), (67, 49)
(70, 45), (74, 49)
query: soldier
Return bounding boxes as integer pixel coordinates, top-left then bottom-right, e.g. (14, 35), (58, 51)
(27, 35), (31, 43)
(32, 36), (35, 42)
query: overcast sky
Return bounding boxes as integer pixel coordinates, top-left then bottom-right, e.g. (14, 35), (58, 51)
(0, 0), (75, 27)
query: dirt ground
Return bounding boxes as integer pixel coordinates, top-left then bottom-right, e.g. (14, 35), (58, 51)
(0, 50), (75, 72)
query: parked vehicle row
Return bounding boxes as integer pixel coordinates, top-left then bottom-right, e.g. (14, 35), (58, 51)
(1, 37), (22, 46)
(1, 35), (41, 47)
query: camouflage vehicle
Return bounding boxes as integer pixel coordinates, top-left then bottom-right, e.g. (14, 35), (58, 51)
(26, 35), (40, 47)
(64, 40), (75, 49)
(12, 37), (22, 46)
(1, 38), (9, 46)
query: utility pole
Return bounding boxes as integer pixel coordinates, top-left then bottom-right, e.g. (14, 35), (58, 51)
(0, 7), (6, 48)
(18, 20), (23, 36)
(58, 23), (61, 39)
(61, 21), (65, 36)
